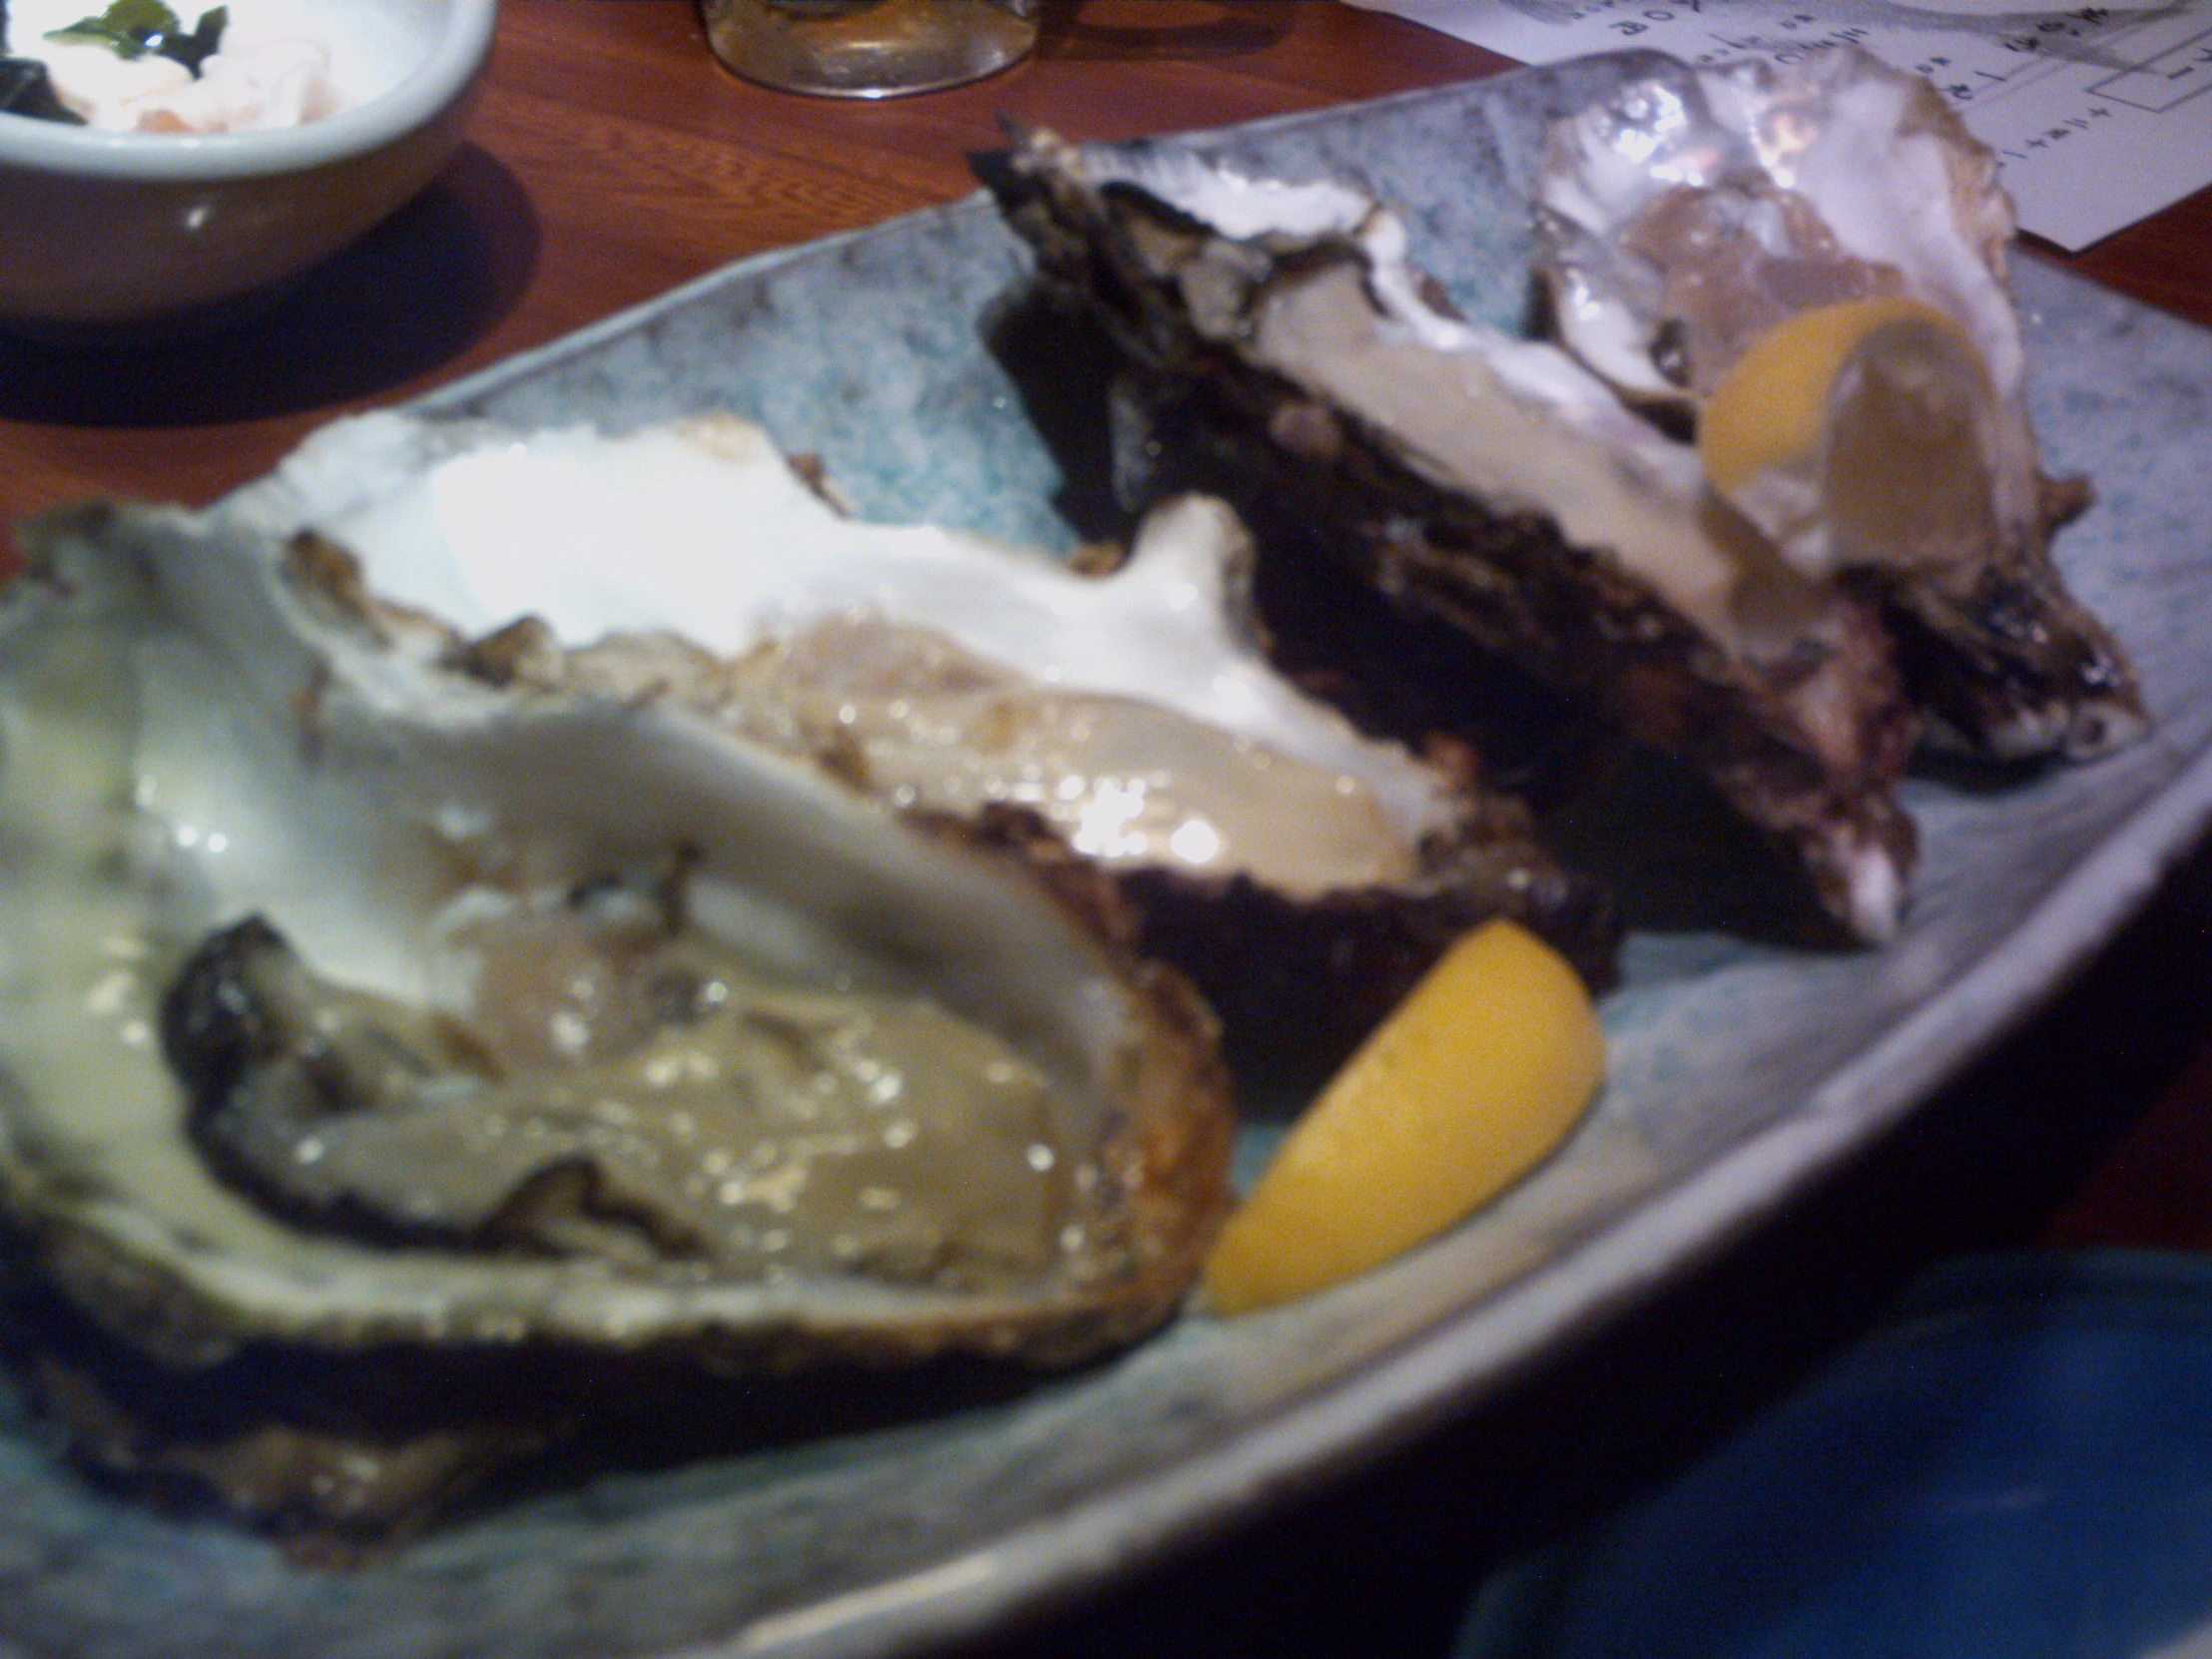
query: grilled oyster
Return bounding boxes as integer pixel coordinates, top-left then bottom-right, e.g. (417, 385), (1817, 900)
(1535, 46), (2143, 758)
(231, 408), (1614, 1051)
(996, 127), (1920, 939)
(0, 495), (1233, 1531)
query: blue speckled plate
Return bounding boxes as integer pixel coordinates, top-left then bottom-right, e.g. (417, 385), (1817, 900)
(1457, 1251), (2212, 1659)
(7, 52), (2212, 1659)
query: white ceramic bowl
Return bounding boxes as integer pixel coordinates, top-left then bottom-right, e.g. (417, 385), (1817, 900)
(0, 0), (497, 329)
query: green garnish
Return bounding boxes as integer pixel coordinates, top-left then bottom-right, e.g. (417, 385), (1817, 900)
(44, 0), (227, 74)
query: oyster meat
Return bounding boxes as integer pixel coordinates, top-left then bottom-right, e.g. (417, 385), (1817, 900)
(0, 494), (1234, 1531)
(229, 408), (1615, 1049)
(1535, 46), (2143, 758)
(996, 125), (1921, 939)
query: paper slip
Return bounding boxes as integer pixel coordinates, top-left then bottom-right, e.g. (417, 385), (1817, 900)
(1341, 0), (2212, 249)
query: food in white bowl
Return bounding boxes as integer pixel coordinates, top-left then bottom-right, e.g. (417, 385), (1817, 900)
(2, 0), (350, 133)
(0, 0), (495, 329)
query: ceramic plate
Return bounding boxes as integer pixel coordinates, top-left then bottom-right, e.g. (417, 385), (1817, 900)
(7, 52), (2212, 1659)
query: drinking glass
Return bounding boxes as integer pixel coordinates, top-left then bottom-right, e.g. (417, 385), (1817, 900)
(702, 0), (1041, 99)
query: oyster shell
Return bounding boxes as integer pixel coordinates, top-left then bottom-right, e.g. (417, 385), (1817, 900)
(1534, 46), (2143, 759)
(229, 409), (1615, 1049)
(996, 126), (1921, 939)
(0, 497), (1234, 1389)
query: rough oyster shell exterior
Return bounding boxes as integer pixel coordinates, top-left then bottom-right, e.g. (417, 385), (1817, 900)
(0, 499), (1234, 1401)
(1534, 46), (2143, 760)
(996, 124), (1921, 940)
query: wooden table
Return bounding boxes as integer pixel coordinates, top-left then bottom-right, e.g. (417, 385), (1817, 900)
(5, 5), (2212, 1653)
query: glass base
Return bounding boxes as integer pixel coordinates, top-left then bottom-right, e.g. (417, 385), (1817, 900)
(702, 0), (1039, 99)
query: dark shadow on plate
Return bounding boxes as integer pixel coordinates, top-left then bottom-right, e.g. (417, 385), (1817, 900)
(1033, 3), (1289, 64)
(980, 279), (1137, 544)
(1538, 742), (1854, 951)
(1909, 742), (2065, 798)
(0, 142), (539, 428)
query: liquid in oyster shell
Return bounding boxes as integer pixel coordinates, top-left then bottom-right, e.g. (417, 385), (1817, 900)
(0, 490), (1235, 1535)
(242, 408), (1616, 1048)
(1534, 45), (2143, 760)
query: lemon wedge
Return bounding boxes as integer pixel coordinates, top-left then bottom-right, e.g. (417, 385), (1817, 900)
(1699, 295), (1970, 496)
(1201, 919), (1604, 1316)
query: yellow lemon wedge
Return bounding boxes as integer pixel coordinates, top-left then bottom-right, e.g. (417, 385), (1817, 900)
(1200, 919), (1604, 1316)
(1699, 295), (1970, 496)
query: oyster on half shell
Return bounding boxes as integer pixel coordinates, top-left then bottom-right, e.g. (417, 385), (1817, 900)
(1535, 46), (2143, 758)
(0, 495), (1233, 1529)
(229, 408), (1614, 1050)
(997, 125), (1921, 939)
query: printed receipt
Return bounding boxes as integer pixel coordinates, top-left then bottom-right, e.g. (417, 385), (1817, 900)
(1342, 0), (2212, 249)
